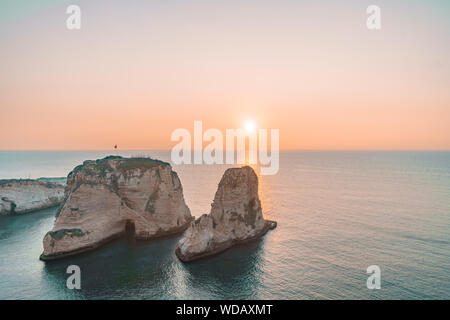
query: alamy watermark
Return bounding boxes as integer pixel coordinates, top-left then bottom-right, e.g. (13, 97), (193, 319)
(367, 5), (381, 30)
(170, 121), (279, 175)
(65, 4), (381, 31)
(366, 265), (381, 289)
(66, 5), (81, 30)
(66, 265), (81, 290)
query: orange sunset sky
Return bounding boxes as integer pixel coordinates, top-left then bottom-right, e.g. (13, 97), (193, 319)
(1, 0), (449, 150)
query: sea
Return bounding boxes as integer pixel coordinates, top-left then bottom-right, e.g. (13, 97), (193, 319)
(0, 151), (449, 299)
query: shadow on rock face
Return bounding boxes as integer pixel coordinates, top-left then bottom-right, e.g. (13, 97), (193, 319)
(125, 219), (136, 239)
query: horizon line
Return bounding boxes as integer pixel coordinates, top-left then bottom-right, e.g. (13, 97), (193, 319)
(1, 149), (450, 152)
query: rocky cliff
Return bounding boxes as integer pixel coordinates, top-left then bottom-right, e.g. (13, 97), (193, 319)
(0, 179), (65, 215)
(41, 156), (192, 260)
(176, 166), (276, 262)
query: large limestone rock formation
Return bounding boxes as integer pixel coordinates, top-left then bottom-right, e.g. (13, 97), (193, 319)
(41, 156), (192, 260)
(176, 166), (276, 262)
(0, 179), (65, 215)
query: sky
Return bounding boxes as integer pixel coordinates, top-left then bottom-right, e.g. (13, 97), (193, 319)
(1, 0), (449, 150)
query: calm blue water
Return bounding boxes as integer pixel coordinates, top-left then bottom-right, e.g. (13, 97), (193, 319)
(0, 151), (449, 299)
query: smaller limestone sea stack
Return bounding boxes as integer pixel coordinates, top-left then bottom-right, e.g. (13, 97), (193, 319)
(41, 156), (193, 261)
(176, 166), (277, 262)
(0, 179), (65, 215)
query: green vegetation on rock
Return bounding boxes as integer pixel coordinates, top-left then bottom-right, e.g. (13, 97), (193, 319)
(145, 191), (159, 214)
(68, 156), (171, 179)
(47, 228), (89, 240)
(117, 157), (169, 172)
(93, 159), (114, 178)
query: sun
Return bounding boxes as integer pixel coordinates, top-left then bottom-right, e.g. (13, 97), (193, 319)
(244, 120), (257, 133)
